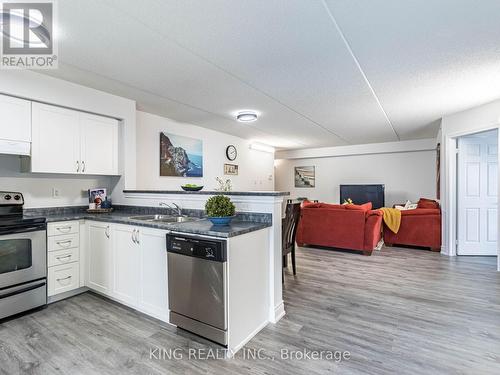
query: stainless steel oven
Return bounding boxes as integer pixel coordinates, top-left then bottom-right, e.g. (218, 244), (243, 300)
(0, 192), (47, 320)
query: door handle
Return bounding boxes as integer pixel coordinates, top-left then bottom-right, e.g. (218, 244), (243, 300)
(105, 225), (110, 238)
(76, 161), (80, 173)
(82, 160), (86, 173)
(132, 229), (137, 243)
(136, 229), (140, 245)
(0, 282), (46, 300)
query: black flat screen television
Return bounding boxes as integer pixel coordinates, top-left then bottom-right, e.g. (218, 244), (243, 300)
(340, 184), (385, 209)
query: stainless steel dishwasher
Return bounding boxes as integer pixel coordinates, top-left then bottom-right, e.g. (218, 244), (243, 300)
(166, 233), (227, 346)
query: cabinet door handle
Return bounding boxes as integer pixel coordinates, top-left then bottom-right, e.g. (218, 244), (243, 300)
(56, 240), (72, 247)
(56, 254), (72, 261)
(76, 161), (80, 172)
(136, 229), (140, 245)
(56, 275), (72, 282)
(82, 161), (86, 173)
(56, 226), (71, 233)
(105, 225), (110, 238)
(132, 229), (137, 243)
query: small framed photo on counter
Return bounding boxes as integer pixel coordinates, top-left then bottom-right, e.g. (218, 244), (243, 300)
(88, 188), (107, 208)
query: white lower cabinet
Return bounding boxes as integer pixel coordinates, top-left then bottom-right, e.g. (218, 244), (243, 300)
(48, 263), (80, 296)
(111, 224), (140, 306)
(138, 227), (169, 320)
(47, 221), (81, 297)
(87, 222), (112, 294)
(84, 221), (169, 322)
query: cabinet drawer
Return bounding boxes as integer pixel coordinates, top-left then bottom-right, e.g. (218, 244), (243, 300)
(48, 262), (80, 297)
(48, 233), (79, 252)
(48, 221), (79, 236)
(48, 247), (79, 267)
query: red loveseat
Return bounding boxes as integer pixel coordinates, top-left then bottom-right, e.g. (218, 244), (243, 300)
(296, 202), (383, 256)
(383, 198), (442, 251)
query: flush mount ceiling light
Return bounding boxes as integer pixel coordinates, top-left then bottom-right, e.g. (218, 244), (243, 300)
(236, 111), (258, 122)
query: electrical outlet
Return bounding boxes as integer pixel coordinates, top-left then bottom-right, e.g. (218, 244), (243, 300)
(52, 188), (61, 198)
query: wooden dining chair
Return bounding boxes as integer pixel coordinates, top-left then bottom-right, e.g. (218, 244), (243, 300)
(282, 200), (301, 282)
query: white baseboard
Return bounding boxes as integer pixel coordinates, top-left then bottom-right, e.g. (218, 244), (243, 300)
(272, 301), (285, 323)
(441, 245), (456, 256)
(228, 319), (269, 357)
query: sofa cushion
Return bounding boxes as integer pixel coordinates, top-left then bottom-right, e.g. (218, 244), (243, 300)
(345, 202), (373, 212)
(417, 198), (439, 209)
(401, 208), (441, 216)
(319, 203), (345, 210)
(301, 200), (321, 208)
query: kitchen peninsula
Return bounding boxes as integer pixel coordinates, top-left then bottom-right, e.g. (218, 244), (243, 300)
(38, 190), (289, 355)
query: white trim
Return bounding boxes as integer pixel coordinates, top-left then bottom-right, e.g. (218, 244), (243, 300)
(275, 138), (436, 160)
(227, 320), (269, 357)
(272, 301), (286, 323)
(444, 124), (500, 261)
(321, 0), (399, 141)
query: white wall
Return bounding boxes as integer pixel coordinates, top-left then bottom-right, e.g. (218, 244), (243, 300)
(275, 143), (436, 207)
(0, 155), (116, 208)
(135, 111), (274, 191)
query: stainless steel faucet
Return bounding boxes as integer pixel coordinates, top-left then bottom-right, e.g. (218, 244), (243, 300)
(159, 202), (183, 216)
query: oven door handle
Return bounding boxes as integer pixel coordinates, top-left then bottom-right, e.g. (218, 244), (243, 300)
(0, 224), (46, 236)
(0, 280), (46, 300)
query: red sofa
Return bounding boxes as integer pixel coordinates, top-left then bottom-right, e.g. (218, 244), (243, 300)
(296, 202), (383, 256)
(383, 199), (441, 251)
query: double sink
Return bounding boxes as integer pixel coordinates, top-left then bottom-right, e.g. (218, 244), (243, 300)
(128, 214), (199, 224)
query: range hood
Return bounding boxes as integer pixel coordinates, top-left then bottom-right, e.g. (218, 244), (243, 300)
(0, 139), (31, 156)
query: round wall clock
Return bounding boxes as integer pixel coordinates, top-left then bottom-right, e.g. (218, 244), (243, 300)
(226, 145), (237, 161)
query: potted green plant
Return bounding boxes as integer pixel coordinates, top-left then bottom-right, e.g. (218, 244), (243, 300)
(205, 195), (236, 225)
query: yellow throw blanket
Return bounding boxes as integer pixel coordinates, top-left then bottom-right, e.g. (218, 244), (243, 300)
(380, 208), (401, 234)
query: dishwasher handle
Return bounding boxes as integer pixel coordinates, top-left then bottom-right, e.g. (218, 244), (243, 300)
(166, 234), (227, 262)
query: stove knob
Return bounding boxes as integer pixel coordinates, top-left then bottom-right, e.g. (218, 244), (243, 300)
(4, 194), (11, 200)
(13, 195), (21, 201)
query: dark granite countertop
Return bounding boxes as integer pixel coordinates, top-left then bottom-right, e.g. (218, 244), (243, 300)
(123, 190), (290, 197)
(34, 211), (270, 238)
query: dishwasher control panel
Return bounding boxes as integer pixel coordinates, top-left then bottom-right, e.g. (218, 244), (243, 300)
(166, 234), (227, 262)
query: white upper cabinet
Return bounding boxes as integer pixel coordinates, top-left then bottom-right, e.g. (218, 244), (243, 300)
(32, 103), (80, 174)
(80, 113), (119, 175)
(31, 102), (119, 175)
(0, 94), (31, 155)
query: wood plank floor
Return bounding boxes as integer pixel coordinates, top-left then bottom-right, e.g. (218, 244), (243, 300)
(1, 246), (500, 374)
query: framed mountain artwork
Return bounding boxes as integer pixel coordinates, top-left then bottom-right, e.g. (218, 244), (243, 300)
(160, 132), (203, 177)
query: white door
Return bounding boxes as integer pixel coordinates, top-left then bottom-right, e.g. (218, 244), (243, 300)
(87, 222), (112, 294)
(139, 228), (169, 321)
(0, 94), (31, 142)
(31, 103), (81, 174)
(457, 132), (498, 255)
(112, 225), (140, 306)
(80, 113), (119, 175)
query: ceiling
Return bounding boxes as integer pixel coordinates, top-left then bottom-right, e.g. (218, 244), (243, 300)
(41, 0), (500, 149)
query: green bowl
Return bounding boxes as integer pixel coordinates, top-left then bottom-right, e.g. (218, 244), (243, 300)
(181, 185), (203, 191)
